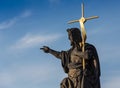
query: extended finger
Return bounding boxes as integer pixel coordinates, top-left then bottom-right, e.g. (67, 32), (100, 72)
(40, 48), (44, 50)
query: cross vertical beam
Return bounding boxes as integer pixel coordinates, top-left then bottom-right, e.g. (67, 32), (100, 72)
(82, 3), (84, 17)
(68, 3), (99, 70)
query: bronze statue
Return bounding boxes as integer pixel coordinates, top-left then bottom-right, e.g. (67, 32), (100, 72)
(40, 28), (101, 88)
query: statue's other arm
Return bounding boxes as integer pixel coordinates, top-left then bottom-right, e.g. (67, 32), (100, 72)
(40, 46), (62, 59)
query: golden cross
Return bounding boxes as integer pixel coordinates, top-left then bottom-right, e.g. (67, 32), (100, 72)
(68, 3), (99, 70)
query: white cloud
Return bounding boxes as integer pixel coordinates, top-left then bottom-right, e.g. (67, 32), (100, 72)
(0, 10), (31, 30)
(10, 33), (63, 50)
(0, 73), (15, 87)
(14, 64), (54, 82)
(0, 64), (56, 88)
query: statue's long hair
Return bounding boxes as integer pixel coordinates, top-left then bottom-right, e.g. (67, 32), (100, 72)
(67, 28), (82, 49)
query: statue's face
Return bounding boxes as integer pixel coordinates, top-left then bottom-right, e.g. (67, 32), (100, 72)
(67, 28), (82, 46)
(68, 31), (74, 45)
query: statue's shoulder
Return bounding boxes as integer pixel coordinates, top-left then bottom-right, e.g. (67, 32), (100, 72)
(85, 43), (96, 50)
(60, 48), (73, 57)
(60, 48), (72, 55)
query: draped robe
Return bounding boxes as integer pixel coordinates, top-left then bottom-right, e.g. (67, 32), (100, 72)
(57, 43), (101, 88)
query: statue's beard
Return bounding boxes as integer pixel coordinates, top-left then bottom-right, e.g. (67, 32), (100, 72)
(69, 38), (82, 46)
(70, 41), (80, 46)
(70, 42), (73, 46)
(70, 40), (74, 46)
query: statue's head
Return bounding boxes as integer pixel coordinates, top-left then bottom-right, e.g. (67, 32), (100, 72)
(67, 28), (82, 46)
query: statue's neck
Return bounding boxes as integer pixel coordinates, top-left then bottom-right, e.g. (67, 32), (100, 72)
(72, 43), (82, 51)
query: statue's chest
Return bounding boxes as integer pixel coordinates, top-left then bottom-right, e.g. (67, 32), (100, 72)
(70, 48), (82, 63)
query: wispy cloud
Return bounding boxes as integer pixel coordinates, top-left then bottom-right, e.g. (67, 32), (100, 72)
(0, 10), (32, 30)
(20, 10), (32, 18)
(10, 33), (63, 50)
(0, 17), (18, 30)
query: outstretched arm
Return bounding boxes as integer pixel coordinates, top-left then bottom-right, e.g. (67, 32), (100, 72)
(40, 46), (61, 59)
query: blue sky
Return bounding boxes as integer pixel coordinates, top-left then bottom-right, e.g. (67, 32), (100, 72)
(0, 0), (120, 88)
